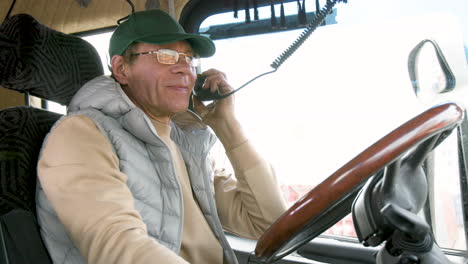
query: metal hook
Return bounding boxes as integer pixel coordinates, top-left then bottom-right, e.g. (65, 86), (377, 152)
(126, 0), (136, 14)
(4, 0), (17, 22)
(117, 0), (136, 25)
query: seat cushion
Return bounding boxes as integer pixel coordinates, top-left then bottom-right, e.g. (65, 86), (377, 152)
(0, 107), (61, 215)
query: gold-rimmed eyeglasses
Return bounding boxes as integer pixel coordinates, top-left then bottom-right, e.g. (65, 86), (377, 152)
(130, 48), (200, 67)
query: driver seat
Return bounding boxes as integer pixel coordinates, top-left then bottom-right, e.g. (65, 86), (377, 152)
(0, 13), (103, 263)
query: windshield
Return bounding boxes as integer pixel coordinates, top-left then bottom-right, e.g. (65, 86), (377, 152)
(198, 0), (468, 254)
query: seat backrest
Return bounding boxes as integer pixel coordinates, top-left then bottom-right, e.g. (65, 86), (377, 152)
(0, 13), (104, 263)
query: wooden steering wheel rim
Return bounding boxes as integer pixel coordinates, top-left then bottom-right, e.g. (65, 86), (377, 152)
(254, 102), (464, 262)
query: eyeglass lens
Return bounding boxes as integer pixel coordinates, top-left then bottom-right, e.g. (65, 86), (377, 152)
(157, 49), (198, 66)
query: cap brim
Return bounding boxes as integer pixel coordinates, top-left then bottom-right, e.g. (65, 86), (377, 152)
(136, 33), (215, 57)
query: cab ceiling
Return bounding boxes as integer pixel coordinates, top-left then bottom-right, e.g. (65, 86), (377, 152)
(1, 0), (189, 34)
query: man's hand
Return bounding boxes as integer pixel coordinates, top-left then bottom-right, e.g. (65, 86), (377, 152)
(192, 69), (247, 150)
(192, 69), (235, 124)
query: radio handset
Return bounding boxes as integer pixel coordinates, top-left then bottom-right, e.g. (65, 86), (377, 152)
(193, 74), (228, 101)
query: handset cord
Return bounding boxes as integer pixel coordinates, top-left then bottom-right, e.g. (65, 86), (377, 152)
(215, 0), (348, 100)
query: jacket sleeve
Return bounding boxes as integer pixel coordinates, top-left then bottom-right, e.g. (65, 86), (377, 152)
(213, 141), (288, 239)
(38, 115), (188, 264)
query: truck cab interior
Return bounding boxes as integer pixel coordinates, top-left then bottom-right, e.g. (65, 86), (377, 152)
(0, 0), (467, 263)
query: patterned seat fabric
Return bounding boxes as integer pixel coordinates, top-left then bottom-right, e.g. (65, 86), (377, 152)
(0, 13), (104, 263)
(0, 13), (104, 215)
(0, 13), (104, 105)
(0, 107), (62, 215)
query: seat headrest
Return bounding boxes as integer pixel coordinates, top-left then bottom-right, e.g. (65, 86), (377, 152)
(0, 14), (104, 106)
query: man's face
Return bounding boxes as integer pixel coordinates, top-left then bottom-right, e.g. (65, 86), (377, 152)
(120, 41), (197, 122)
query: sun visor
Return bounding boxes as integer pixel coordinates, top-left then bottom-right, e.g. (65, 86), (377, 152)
(0, 0), (188, 34)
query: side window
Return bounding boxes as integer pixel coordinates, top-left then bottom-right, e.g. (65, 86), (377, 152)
(432, 132), (466, 250)
(82, 33), (113, 76)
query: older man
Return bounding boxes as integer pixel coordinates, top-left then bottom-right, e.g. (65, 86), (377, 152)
(36, 9), (287, 264)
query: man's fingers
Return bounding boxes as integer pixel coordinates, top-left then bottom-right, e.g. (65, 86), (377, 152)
(192, 96), (217, 118)
(203, 68), (227, 79)
(192, 96), (205, 113)
(200, 69), (231, 94)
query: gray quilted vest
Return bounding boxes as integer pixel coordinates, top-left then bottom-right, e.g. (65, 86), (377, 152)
(36, 76), (238, 264)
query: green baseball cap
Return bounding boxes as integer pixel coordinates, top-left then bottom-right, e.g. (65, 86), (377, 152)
(109, 9), (215, 58)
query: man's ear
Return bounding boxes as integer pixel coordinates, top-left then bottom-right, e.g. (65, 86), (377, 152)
(111, 55), (129, 85)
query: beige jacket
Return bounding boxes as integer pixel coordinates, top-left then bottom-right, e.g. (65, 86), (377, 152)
(38, 113), (287, 263)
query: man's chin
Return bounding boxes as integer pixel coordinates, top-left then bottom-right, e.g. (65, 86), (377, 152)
(171, 104), (191, 115)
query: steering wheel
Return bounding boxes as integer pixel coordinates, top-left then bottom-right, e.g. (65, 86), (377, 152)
(254, 102), (464, 263)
